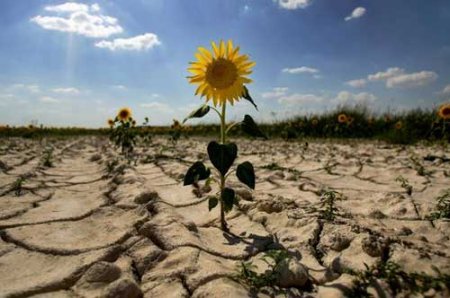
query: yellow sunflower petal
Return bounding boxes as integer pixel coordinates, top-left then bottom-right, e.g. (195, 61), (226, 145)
(211, 41), (220, 58)
(188, 76), (205, 83)
(219, 40), (225, 57)
(226, 40), (233, 57)
(195, 53), (207, 64)
(198, 47), (212, 61)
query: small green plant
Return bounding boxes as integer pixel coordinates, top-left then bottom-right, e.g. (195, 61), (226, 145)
(427, 189), (450, 220)
(319, 189), (342, 221)
(235, 249), (290, 290)
(345, 261), (450, 297)
(395, 175), (413, 195)
(12, 176), (26, 196)
(104, 159), (119, 176)
(41, 147), (53, 167)
(409, 156), (432, 176)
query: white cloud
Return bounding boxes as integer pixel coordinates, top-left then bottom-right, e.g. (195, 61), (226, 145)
(440, 84), (450, 95)
(31, 3), (123, 38)
(345, 7), (366, 21)
(386, 71), (438, 88)
(346, 79), (367, 88)
(282, 66), (319, 74)
(111, 85), (127, 90)
(52, 87), (80, 94)
(333, 91), (377, 106)
(39, 96), (61, 104)
(140, 101), (170, 111)
(262, 87), (289, 99)
(11, 84), (41, 93)
(90, 4), (100, 12)
(95, 33), (161, 51)
(276, 0), (313, 10)
(367, 67), (438, 89)
(368, 67), (405, 81)
(44, 2), (89, 13)
(278, 93), (324, 105)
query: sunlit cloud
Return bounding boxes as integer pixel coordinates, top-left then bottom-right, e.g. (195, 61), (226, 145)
(346, 79), (367, 88)
(31, 2), (123, 38)
(282, 66), (319, 74)
(345, 7), (366, 21)
(95, 33), (161, 51)
(276, 0), (313, 10)
(52, 87), (80, 94)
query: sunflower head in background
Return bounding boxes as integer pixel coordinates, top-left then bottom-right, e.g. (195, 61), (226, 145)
(107, 118), (114, 127)
(117, 107), (132, 122)
(438, 103), (450, 120)
(188, 40), (255, 106)
(395, 121), (403, 130)
(337, 113), (348, 124)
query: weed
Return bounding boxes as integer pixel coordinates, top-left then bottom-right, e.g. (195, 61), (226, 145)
(395, 176), (413, 195)
(345, 261), (450, 297)
(235, 249), (290, 290)
(41, 147), (53, 167)
(12, 176), (26, 196)
(319, 189), (342, 221)
(104, 159), (119, 176)
(427, 189), (450, 220)
(410, 156), (432, 176)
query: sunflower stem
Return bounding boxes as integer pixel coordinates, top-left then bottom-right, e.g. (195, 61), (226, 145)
(219, 102), (228, 232)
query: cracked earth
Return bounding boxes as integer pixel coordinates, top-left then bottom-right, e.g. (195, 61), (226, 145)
(0, 137), (449, 297)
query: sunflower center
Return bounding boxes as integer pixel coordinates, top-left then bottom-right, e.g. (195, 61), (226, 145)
(119, 111), (129, 119)
(443, 107), (450, 116)
(206, 58), (238, 89)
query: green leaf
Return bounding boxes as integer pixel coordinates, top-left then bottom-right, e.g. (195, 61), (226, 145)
(207, 141), (237, 176)
(236, 161), (255, 189)
(183, 161), (210, 186)
(242, 86), (258, 110)
(183, 104), (210, 123)
(208, 196), (218, 211)
(241, 115), (268, 139)
(222, 188), (235, 213)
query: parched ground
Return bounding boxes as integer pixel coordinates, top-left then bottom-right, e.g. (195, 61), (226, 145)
(0, 136), (449, 297)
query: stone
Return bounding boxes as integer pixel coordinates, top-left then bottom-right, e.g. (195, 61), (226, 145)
(258, 200), (283, 213)
(83, 261), (121, 283)
(275, 258), (309, 288)
(134, 191), (159, 204)
(104, 278), (142, 298)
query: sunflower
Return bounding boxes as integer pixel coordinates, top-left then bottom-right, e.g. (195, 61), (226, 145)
(107, 118), (114, 127)
(438, 103), (450, 120)
(117, 107), (132, 122)
(188, 40), (255, 106)
(395, 121), (403, 130)
(346, 116), (354, 125)
(337, 113), (347, 124)
(311, 119), (318, 126)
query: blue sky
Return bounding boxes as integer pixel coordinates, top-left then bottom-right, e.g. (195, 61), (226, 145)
(0, 0), (450, 127)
